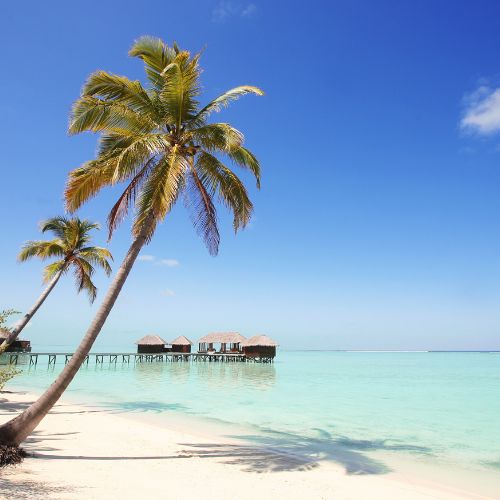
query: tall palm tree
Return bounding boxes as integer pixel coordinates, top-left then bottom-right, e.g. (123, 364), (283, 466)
(0, 37), (262, 447)
(0, 217), (113, 355)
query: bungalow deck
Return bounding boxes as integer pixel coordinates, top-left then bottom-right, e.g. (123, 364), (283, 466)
(2, 351), (275, 366)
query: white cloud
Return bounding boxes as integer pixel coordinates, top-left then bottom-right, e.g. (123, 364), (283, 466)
(461, 86), (500, 135)
(138, 255), (180, 267)
(161, 289), (175, 297)
(212, 2), (257, 23)
(160, 259), (179, 267)
(138, 254), (155, 261)
(242, 3), (256, 17)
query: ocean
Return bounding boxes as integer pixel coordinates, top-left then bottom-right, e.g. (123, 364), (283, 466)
(4, 350), (500, 488)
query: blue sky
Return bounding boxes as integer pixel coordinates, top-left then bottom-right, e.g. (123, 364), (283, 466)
(1, 0), (500, 350)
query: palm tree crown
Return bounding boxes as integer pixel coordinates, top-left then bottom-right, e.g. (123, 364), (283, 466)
(19, 217), (113, 302)
(65, 36), (263, 254)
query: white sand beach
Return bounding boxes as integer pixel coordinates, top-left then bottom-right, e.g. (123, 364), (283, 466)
(0, 391), (492, 500)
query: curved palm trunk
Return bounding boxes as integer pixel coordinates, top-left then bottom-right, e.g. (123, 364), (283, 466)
(0, 271), (63, 355)
(0, 224), (149, 446)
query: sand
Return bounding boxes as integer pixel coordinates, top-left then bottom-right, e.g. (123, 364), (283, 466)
(0, 391), (492, 499)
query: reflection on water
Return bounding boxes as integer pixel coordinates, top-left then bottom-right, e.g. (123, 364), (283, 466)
(194, 362), (276, 390)
(131, 361), (276, 389)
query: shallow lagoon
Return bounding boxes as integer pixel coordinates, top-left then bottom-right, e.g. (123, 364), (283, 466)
(6, 350), (500, 481)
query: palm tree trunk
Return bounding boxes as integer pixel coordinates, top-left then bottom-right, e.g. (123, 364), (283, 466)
(0, 271), (63, 355)
(0, 223), (150, 446)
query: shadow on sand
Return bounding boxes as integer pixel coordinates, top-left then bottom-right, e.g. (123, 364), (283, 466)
(0, 473), (75, 500)
(179, 427), (432, 474)
(22, 426), (431, 476)
(1, 396), (431, 476)
(0, 397), (107, 417)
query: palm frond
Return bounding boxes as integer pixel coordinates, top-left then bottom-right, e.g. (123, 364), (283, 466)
(18, 241), (66, 262)
(69, 96), (154, 135)
(39, 217), (70, 239)
(65, 159), (116, 213)
(193, 86), (264, 124)
(161, 52), (201, 128)
(133, 149), (188, 241)
(68, 37), (262, 257)
(196, 151), (253, 231)
(82, 71), (157, 119)
(77, 248), (113, 276)
(42, 261), (66, 283)
(191, 123), (243, 152)
(72, 260), (97, 303)
(184, 169), (220, 256)
(129, 36), (177, 90)
(72, 219), (100, 249)
(107, 158), (156, 239)
(97, 133), (137, 158)
(21, 217), (110, 300)
(108, 134), (167, 183)
(226, 146), (261, 188)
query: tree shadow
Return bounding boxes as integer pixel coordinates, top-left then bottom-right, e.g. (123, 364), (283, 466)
(178, 442), (319, 473)
(96, 400), (189, 414)
(179, 427), (432, 474)
(14, 430), (83, 455)
(0, 474), (76, 499)
(0, 463), (78, 498)
(32, 452), (192, 461)
(16, 426), (426, 476)
(1, 396), (433, 476)
(0, 396), (112, 417)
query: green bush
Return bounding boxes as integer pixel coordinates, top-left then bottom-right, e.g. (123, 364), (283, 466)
(0, 365), (21, 391)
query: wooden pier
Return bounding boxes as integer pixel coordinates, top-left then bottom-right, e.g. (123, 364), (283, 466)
(2, 351), (275, 367)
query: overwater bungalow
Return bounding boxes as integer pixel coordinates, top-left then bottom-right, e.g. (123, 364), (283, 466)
(170, 336), (193, 353)
(198, 332), (246, 354)
(241, 335), (278, 360)
(0, 329), (31, 353)
(135, 335), (168, 354)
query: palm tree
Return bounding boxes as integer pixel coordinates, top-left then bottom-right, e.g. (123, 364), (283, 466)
(0, 37), (262, 448)
(0, 217), (113, 355)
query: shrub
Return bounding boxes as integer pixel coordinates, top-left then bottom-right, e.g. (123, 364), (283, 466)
(0, 365), (21, 391)
(0, 445), (27, 467)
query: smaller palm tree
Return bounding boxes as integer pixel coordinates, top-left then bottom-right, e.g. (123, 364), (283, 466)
(0, 217), (112, 354)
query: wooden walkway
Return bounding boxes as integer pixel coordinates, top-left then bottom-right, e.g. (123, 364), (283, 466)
(2, 352), (274, 366)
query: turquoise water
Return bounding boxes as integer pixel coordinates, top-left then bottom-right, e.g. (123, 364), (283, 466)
(4, 351), (500, 477)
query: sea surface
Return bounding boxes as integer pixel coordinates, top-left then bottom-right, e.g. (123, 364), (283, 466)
(3, 349), (500, 489)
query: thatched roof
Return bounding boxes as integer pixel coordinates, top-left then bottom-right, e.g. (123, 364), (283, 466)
(241, 335), (278, 347)
(198, 332), (246, 344)
(135, 334), (167, 345)
(170, 335), (193, 345)
(0, 329), (28, 342)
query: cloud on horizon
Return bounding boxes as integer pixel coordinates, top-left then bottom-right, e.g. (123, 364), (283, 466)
(161, 289), (175, 297)
(212, 1), (257, 23)
(461, 86), (500, 135)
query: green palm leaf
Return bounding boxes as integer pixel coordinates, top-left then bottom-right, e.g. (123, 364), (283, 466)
(193, 86), (264, 124)
(129, 36), (177, 90)
(184, 169), (220, 256)
(19, 218), (113, 302)
(82, 71), (156, 119)
(133, 149), (188, 242)
(67, 38), (263, 255)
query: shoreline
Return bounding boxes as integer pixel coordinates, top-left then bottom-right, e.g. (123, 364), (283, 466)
(0, 390), (495, 499)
